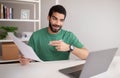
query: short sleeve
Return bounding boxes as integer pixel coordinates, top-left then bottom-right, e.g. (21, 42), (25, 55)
(69, 32), (84, 48)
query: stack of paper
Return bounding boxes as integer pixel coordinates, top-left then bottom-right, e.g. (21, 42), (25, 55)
(8, 33), (43, 62)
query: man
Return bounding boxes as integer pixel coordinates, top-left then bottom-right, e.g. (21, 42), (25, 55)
(20, 5), (89, 65)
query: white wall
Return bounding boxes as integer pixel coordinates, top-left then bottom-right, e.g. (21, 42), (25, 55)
(59, 0), (120, 54)
(41, 0), (56, 28)
(41, 0), (120, 55)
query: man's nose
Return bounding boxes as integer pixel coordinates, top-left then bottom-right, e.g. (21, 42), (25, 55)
(55, 20), (61, 25)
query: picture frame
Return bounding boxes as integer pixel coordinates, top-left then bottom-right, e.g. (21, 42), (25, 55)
(20, 9), (30, 19)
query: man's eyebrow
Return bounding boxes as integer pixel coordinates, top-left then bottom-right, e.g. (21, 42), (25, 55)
(52, 15), (64, 21)
(51, 15), (57, 19)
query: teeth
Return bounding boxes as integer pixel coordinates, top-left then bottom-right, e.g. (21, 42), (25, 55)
(53, 26), (59, 29)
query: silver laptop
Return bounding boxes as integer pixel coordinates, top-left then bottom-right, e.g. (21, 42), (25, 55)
(59, 48), (118, 78)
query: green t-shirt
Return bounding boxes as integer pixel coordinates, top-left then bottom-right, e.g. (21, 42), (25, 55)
(28, 27), (83, 61)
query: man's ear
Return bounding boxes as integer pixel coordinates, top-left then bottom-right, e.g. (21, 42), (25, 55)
(47, 16), (50, 21)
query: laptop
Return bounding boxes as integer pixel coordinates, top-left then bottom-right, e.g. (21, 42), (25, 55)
(59, 48), (118, 78)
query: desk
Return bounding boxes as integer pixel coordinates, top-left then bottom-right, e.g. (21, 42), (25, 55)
(0, 60), (85, 78)
(0, 56), (120, 78)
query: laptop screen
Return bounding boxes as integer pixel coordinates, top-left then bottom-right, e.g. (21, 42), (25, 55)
(59, 48), (118, 78)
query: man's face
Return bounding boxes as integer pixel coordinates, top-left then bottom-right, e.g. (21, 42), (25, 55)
(48, 12), (65, 33)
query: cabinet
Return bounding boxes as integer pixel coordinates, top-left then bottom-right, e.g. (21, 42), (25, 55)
(2, 42), (19, 60)
(0, 0), (41, 60)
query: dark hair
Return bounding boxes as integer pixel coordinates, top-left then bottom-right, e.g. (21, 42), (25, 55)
(48, 5), (66, 19)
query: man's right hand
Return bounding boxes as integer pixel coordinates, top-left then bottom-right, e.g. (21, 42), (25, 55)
(19, 55), (32, 65)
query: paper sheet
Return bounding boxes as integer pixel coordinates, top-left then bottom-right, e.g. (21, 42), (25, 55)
(8, 33), (43, 62)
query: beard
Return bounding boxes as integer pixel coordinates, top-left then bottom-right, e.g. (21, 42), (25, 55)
(49, 22), (62, 33)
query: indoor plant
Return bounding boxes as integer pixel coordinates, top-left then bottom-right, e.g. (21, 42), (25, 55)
(0, 26), (18, 39)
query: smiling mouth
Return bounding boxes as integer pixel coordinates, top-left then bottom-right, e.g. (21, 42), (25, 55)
(52, 25), (60, 30)
(49, 22), (62, 33)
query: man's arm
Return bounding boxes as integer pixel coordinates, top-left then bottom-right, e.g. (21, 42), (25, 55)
(50, 40), (89, 60)
(71, 47), (89, 60)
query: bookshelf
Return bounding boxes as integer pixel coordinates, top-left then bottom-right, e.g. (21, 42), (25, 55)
(0, 0), (41, 42)
(0, 0), (41, 60)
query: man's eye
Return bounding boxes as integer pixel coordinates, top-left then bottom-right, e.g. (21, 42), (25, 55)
(52, 17), (56, 20)
(51, 16), (57, 20)
(60, 19), (64, 22)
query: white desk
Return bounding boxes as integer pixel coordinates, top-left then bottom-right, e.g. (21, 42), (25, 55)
(0, 60), (85, 78)
(0, 56), (120, 78)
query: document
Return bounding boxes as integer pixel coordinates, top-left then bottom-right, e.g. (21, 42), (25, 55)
(8, 33), (43, 62)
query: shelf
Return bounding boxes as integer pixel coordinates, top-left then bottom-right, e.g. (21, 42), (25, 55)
(1, 0), (40, 3)
(0, 19), (39, 22)
(0, 38), (29, 43)
(17, 0), (39, 2)
(0, 33), (30, 42)
(16, 0), (39, 2)
(0, 0), (41, 33)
